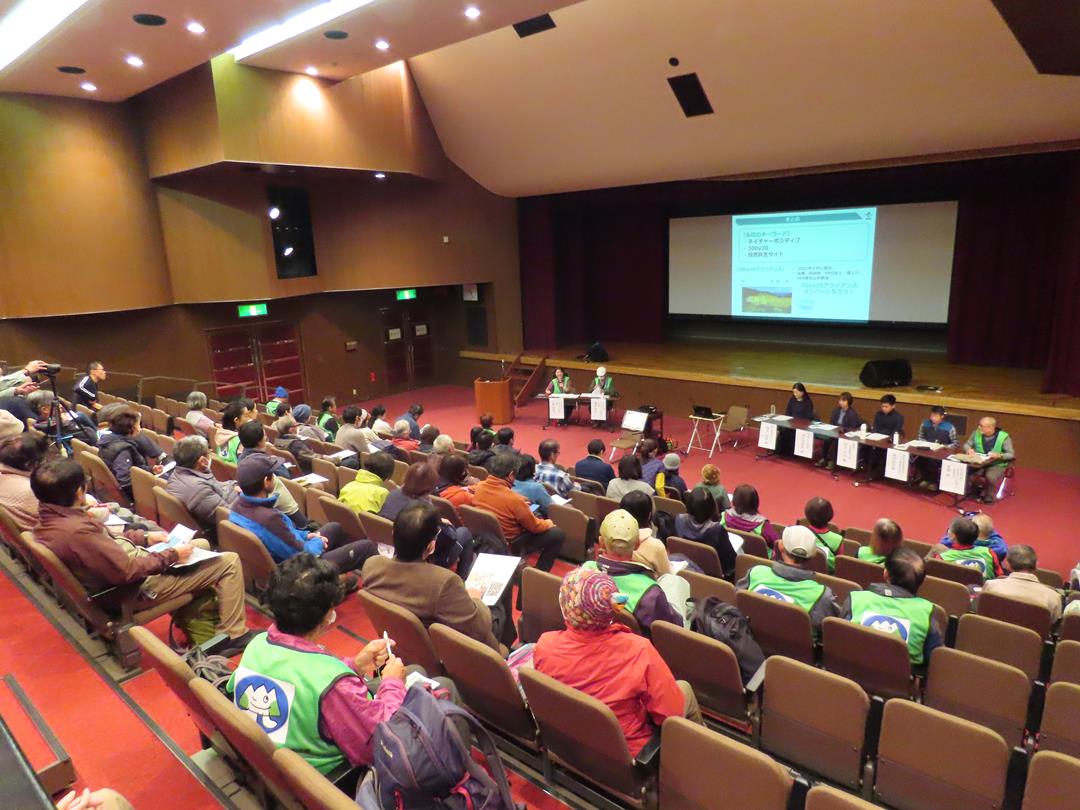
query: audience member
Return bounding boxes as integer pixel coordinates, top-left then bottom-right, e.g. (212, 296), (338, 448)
(467, 431), (496, 469)
(721, 484), (779, 547)
(492, 427), (518, 459)
(472, 453), (564, 572)
(27, 389), (98, 444)
(378, 462), (474, 575)
(637, 439), (663, 490)
(857, 518), (904, 564)
(430, 434), (456, 464)
(510, 454), (552, 516)
(73, 361), (106, 411)
(841, 548), (942, 666)
(656, 453), (687, 497)
(964, 416), (1015, 503)
(417, 425), (440, 454)
(930, 516), (1002, 580)
(587, 510), (688, 631)
(365, 405), (392, 438)
(434, 455), (475, 508)
(693, 463), (730, 510)
(619, 491), (672, 576)
(981, 545), (1061, 622)
(33, 458), (254, 654)
(362, 503), (512, 652)
(737, 525), (840, 633)
(391, 420), (420, 452)
(183, 391), (215, 435)
(236, 421), (308, 528)
(339, 452), (394, 515)
(292, 404), (330, 442)
(605, 455), (655, 500)
(97, 409), (164, 499)
(396, 404), (424, 440)
(229, 553), (404, 772)
(533, 567), (702, 756)
(165, 436), (238, 541)
(939, 512), (1007, 562)
(265, 386), (290, 417)
(0, 359), (48, 398)
(217, 398), (256, 462)
(271, 411), (334, 475)
(0, 409), (23, 439)
(317, 396), (339, 439)
(535, 439), (578, 497)
(674, 489), (736, 579)
(55, 787), (135, 810)
(0, 433), (48, 530)
(469, 413), (496, 449)
(334, 405), (371, 457)
(0, 393), (37, 429)
(230, 455), (374, 578)
(573, 439), (615, 490)
(803, 496), (843, 572)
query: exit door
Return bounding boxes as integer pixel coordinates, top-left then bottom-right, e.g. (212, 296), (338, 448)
(206, 322), (306, 404)
(381, 306), (433, 390)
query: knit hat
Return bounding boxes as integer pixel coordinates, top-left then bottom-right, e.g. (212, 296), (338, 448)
(600, 508), (639, 555)
(292, 404), (312, 423)
(236, 454), (278, 488)
(700, 464), (721, 485)
(781, 525), (818, 560)
(0, 409), (24, 439)
(663, 452), (680, 471)
(559, 567), (620, 631)
(274, 386), (289, 399)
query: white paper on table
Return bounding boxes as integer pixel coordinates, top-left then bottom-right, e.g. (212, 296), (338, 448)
(464, 553), (521, 605)
(377, 543), (394, 558)
(811, 422), (839, 432)
(327, 449), (357, 461)
(758, 421), (778, 450)
(939, 459), (968, 495)
(863, 433), (889, 441)
(794, 429), (815, 459)
(293, 473), (329, 486)
(771, 415), (794, 421)
(170, 547), (221, 568)
(837, 438), (860, 469)
(884, 448), (911, 482)
(548, 396), (565, 420)
(752, 415), (770, 422)
(589, 395), (607, 422)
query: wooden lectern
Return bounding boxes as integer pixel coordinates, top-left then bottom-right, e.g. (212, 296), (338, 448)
(474, 378), (514, 424)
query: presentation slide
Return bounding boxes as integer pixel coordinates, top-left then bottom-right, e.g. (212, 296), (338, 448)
(668, 201), (959, 324)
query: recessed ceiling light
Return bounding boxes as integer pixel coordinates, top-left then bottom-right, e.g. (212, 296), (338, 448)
(0, 0), (92, 73)
(374, 39), (389, 51)
(464, 6), (481, 19)
(57, 65), (85, 74)
(80, 81), (97, 92)
(324, 29), (348, 40)
(230, 1), (377, 60)
(283, 246), (294, 257)
(374, 172), (387, 179)
(304, 66), (318, 76)
(268, 207), (281, 220)
(186, 21), (205, 35)
(125, 55), (144, 68)
(132, 13), (167, 27)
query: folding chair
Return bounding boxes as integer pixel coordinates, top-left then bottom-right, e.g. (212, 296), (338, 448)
(727, 527), (770, 559)
(614, 609), (643, 636)
(569, 489), (600, 518)
(1050, 639), (1080, 685)
(320, 498), (367, 542)
(718, 405), (751, 449)
(305, 489), (332, 526)
(570, 475), (604, 495)
(873, 700), (1009, 810)
(1039, 682), (1080, 759)
(976, 591), (1054, 639)
(925, 647), (1030, 749)
(519, 567), (564, 644)
(210, 455), (236, 483)
(150, 408), (169, 434)
(841, 527), (871, 546)
(408, 450), (429, 465)
(760, 656), (870, 788)
(736, 590), (815, 664)
(805, 785), (877, 810)
(272, 748), (356, 810)
(81, 452), (131, 509)
(594, 495), (622, 526)
(1021, 751), (1080, 810)
(667, 537), (723, 578)
(651, 620), (754, 731)
(814, 572), (861, 606)
(925, 557), (984, 587)
(678, 570), (736, 605)
(153, 486), (199, 533)
(1034, 568), (1064, 590)
(917, 575), (972, 621)
(1062, 612), (1080, 643)
(217, 520), (276, 596)
(350, 510), (391, 548)
(548, 502), (594, 563)
(608, 429), (643, 461)
(429, 495), (461, 527)
(310, 457), (339, 496)
(834, 556), (885, 591)
(356, 590), (443, 675)
(520, 668), (656, 809)
(734, 554), (773, 582)
(661, 716), (791, 810)
(390, 459), (408, 485)
(467, 464), (489, 481)
(821, 617), (913, 699)
(653, 495), (686, 516)
(128, 466), (161, 524)
(956, 613), (1043, 681)
(901, 538), (933, 558)
(336, 465), (358, 492)
(459, 505), (508, 549)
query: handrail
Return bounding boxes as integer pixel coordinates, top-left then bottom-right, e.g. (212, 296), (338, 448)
(502, 353), (523, 380)
(515, 356), (549, 407)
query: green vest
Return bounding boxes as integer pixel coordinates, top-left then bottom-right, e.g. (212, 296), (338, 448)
(227, 633), (357, 774)
(940, 546), (996, 580)
(592, 376), (614, 394)
(550, 377), (569, 395)
(971, 430), (1009, 466)
(746, 565), (826, 613)
(219, 434), (241, 463)
(317, 411), (337, 437)
(811, 528), (843, 573)
(721, 513), (764, 535)
(849, 590), (934, 665)
(857, 546), (887, 565)
(583, 561), (655, 613)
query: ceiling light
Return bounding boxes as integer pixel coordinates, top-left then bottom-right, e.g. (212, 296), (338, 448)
(0, 0), (92, 74)
(268, 207), (281, 220)
(186, 21), (205, 35)
(230, 0), (376, 61)
(324, 30), (348, 39)
(57, 65), (85, 74)
(125, 55), (144, 68)
(283, 246), (294, 257)
(464, 6), (481, 19)
(374, 172), (386, 180)
(304, 66), (318, 76)
(375, 39), (390, 51)
(80, 81), (96, 92)
(132, 13), (167, 27)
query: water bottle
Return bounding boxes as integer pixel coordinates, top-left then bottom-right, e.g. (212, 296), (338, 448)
(892, 432), (900, 445)
(860, 422), (867, 438)
(769, 404), (776, 416)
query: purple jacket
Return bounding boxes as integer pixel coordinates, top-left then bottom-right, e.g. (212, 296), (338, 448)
(592, 555), (684, 631)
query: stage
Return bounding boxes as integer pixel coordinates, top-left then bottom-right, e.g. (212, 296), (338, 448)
(458, 340), (1080, 475)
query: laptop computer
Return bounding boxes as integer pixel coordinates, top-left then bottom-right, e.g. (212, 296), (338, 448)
(692, 404), (716, 419)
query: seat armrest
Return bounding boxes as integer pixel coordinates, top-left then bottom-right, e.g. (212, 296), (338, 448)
(745, 660), (767, 694)
(634, 732), (661, 769)
(786, 774), (810, 810)
(1004, 746), (1029, 810)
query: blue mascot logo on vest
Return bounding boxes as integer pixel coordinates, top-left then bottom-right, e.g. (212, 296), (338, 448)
(235, 675), (290, 733)
(754, 586), (796, 604)
(958, 559), (987, 573)
(861, 614), (909, 640)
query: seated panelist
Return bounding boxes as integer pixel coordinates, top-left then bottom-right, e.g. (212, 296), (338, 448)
(544, 367), (575, 396)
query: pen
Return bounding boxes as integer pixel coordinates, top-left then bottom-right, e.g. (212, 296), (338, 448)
(383, 630), (394, 659)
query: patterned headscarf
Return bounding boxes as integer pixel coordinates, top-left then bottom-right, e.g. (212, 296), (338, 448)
(559, 567), (619, 631)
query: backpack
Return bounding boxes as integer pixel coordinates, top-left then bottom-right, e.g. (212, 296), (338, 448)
(690, 597), (765, 684)
(357, 684), (520, 810)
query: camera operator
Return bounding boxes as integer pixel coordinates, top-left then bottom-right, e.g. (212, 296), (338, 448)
(73, 361), (106, 411)
(27, 389), (99, 445)
(0, 360), (50, 398)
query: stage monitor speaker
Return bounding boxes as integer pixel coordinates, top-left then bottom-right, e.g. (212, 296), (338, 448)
(859, 358), (913, 388)
(584, 342), (609, 362)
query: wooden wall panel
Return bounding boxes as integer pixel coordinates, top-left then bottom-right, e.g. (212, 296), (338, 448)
(0, 94), (172, 317)
(140, 64), (224, 179)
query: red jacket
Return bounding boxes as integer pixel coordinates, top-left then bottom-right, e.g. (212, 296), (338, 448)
(471, 476), (553, 541)
(533, 624), (684, 755)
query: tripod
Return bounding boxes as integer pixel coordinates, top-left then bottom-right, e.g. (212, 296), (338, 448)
(38, 374), (82, 458)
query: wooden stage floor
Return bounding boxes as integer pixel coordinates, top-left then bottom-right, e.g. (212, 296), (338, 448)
(463, 341), (1080, 422)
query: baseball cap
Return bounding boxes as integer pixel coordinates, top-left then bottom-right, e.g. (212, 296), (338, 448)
(236, 454), (278, 488)
(292, 404), (312, 423)
(781, 525), (818, 560)
(663, 452), (680, 471)
(0, 409), (24, 439)
(596, 366), (607, 377)
(274, 386), (289, 398)
(600, 508), (639, 555)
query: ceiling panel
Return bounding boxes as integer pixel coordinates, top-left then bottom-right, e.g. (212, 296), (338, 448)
(408, 0), (1080, 196)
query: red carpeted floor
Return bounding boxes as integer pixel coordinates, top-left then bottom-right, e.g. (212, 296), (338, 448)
(357, 385), (1080, 578)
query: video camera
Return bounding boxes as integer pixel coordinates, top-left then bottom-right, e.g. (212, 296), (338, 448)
(38, 363), (62, 377)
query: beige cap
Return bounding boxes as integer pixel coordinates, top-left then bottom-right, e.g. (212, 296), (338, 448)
(0, 409), (24, 439)
(600, 508), (639, 555)
(781, 525), (818, 560)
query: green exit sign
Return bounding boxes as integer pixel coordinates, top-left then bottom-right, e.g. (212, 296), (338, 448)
(237, 303), (268, 318)
(395, 288), (417, 301)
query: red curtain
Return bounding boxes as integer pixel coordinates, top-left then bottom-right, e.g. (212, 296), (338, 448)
(1042, 155), (1080, 395)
